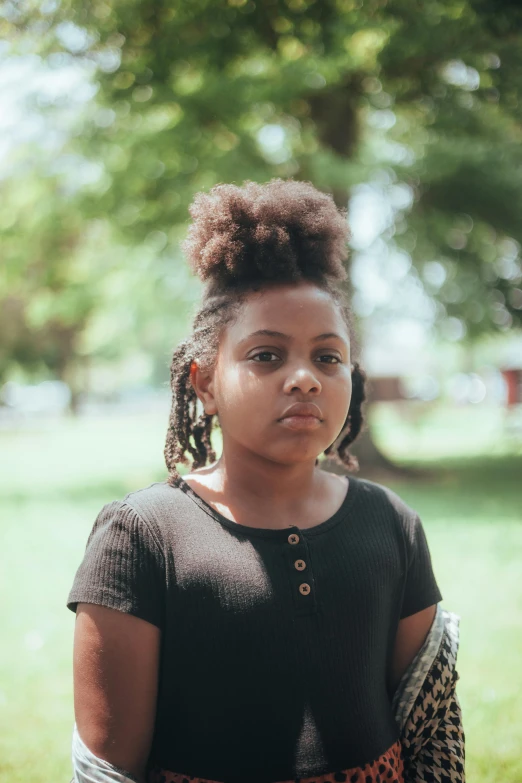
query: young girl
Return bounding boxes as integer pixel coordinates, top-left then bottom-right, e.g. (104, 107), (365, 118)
(67, 180), (460, 783)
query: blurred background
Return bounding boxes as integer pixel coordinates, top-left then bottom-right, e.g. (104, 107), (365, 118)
(1, 1), (521, 781)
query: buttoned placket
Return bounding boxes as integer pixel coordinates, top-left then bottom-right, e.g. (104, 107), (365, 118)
(283, 525), (318, 615)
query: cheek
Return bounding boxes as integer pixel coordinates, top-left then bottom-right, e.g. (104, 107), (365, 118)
(215, 366), (269, 421)
(328, 368), (352, 407)
(328, 382), (352, 435)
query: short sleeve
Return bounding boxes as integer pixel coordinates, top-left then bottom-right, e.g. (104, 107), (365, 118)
(400, 513), (442, 619)
(67, 499), (165, 629)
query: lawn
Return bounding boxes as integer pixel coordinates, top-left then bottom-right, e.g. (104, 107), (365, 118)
(0, 405), (520, 782)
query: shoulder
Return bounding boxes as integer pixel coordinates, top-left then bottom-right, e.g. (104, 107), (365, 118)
(351, 476), (418, 523)
(350, 476), (425, 554)
(68, 488), (169, 626)
(122, 478), (175, 501)
(86, 482), (179, 559)
(118, 478), (198, 545)
(122, 479), (177, 516)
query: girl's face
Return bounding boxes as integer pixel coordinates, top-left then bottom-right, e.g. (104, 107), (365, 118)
(197, 282), (353, 466)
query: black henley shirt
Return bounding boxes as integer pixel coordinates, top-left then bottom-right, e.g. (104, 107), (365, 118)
(67, 473), (442, 783)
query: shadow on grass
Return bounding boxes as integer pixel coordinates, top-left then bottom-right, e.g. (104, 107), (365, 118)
(356, 452), (522, 485)
(332, 453), (522, 526)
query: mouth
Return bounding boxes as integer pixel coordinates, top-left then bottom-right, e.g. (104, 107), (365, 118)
(277, 414), (323, 431)
(279, 402), (323, 419)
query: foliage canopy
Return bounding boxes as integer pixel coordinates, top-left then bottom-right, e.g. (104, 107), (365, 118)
(2, 0), (522, 388)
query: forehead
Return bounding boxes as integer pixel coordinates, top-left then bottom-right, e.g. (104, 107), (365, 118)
(226, 282), (350, 342)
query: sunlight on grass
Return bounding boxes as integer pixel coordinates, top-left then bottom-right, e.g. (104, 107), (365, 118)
(0, 408), (521, 782)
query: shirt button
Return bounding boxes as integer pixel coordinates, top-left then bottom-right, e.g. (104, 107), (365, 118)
(288, 533), (300, 545)
(299, 583), (311, 596)
(294, 559), (306, 571)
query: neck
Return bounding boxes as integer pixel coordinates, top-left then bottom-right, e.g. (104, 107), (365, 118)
(212, 444), (320, 509)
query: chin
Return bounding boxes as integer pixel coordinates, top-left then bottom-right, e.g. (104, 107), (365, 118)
(251, 433), (332, 465)
(269, 446), (324, 465)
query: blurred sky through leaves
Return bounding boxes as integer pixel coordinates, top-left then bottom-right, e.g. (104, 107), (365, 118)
(1, 0), (522, 399)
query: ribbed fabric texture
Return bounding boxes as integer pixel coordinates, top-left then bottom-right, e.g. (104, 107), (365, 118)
(67, 475), (442, 783)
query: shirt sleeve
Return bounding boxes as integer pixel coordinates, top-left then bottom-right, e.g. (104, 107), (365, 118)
(67, 499), (165, 629)
(400, 512), (442, 619)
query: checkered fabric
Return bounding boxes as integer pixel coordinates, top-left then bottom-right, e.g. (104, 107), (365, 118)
(393, 606), (465, 783)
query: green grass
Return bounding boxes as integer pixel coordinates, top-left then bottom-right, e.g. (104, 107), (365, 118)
(371, 403), (522, 782)
(0, 407), (521, 782)
(381, 465), (522, 782)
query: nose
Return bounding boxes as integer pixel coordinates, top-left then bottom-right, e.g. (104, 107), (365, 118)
(283, 363), (322, 395)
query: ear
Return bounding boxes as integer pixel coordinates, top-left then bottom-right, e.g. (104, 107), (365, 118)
(189, 361), (218, 416)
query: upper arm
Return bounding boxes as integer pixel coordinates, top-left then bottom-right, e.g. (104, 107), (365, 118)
(390, 603), (437, 694)
(73, 602), (161, 781)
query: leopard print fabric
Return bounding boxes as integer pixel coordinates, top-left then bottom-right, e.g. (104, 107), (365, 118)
(147, 739), (404, 783)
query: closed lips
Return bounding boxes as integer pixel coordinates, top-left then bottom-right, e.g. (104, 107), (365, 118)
(279, 403), (323, 420)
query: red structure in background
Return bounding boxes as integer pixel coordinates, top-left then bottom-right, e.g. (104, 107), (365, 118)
(501, 369), (522, 407)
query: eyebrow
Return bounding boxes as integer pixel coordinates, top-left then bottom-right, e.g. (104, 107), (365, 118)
(238, 329), (345, 344)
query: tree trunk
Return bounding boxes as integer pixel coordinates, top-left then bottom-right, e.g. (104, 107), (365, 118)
(323, 420), (417, 480)
(349, 425), (398, 473)
(302, 90), (420, 477)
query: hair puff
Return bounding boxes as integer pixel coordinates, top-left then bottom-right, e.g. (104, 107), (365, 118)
(182, 179), (350, 288)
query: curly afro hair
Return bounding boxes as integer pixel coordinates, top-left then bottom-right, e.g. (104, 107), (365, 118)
(183, 179), (349, 290)
(164, 178), (366, 481)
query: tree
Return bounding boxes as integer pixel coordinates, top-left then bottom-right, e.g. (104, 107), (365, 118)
(3, 1), (522, 437)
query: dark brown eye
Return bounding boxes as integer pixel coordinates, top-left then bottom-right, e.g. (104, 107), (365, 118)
(317, 354), (341, 364)
(251, 351), (279, 362)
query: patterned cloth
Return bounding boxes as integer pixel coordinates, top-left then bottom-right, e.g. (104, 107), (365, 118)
(393, 607), (465, 783)
(147, 739), (404, 783)
(70, 605), (464, 783)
